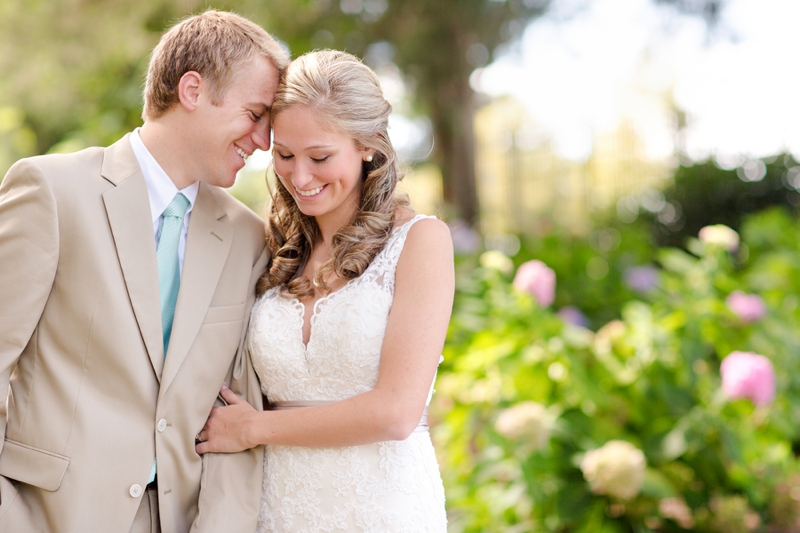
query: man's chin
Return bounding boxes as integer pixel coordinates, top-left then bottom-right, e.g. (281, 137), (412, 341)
(216, 170), (239, 189)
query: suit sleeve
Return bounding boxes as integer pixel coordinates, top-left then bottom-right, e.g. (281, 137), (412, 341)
(191, 244), (269, 532)
(0, 160), (59, 451)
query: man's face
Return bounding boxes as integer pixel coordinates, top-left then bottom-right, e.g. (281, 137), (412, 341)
(191, 55), (279, 188)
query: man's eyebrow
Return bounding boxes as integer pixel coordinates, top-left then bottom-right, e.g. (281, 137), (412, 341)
(247, 103), (270, 114)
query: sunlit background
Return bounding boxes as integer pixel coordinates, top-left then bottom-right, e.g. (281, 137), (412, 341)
(230, 0), (800, 239)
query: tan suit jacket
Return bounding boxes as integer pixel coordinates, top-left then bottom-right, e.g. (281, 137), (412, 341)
(0, 135), (267, 533)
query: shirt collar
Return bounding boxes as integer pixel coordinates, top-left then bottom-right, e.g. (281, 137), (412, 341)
(129, 128), (199, 225)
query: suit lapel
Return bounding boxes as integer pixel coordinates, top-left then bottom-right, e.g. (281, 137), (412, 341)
(160, 183), (233, 392)
(101, 135), (165, 379)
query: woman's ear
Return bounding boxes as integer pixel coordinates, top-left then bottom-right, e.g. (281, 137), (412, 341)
(177, 71), (203, 111)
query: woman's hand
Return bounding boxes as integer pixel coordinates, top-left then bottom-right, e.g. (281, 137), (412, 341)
(195, 384), (260, 455)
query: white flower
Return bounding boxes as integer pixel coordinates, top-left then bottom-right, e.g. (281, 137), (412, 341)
(479, 250), (514, 274)
(698, 224), (739, 252)
(495, 401), (552, 451)
(580, 440), (646, 500)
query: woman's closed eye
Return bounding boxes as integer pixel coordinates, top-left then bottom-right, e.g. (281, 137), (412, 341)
(275, 151), (294, 161)
(310, 156), (329, 163)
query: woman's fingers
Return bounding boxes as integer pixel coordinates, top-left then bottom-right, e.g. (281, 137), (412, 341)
(219, 384), (244, 405)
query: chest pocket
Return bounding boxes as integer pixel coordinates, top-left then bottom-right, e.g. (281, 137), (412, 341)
(203, 303), (246, 324)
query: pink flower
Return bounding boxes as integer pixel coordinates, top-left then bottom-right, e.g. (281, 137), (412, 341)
(720, 351), (775, 406)
(513, 260), (556, 307)
(726, 291), (766, 323)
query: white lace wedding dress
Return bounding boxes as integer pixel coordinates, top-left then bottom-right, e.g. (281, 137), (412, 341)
(248, 215), (447, 533)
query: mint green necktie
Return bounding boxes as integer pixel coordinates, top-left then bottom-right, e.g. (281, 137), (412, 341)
(157, 192), (190, 356)
(150, 192), (189, 485)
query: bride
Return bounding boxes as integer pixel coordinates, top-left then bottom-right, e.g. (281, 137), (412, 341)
(196, 49), (454, 532)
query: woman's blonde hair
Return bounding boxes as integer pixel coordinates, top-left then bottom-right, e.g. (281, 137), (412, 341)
(143, 10), (289, 120)
(258, 49), (410, 298)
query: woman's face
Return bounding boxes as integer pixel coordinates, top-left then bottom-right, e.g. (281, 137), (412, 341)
(272, 105), (372, 230)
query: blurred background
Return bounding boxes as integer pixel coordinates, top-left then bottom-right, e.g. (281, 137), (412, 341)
(5, 0), (800, 531)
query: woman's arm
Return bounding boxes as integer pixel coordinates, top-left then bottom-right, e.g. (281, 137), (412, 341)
(196, 217), (455, 453)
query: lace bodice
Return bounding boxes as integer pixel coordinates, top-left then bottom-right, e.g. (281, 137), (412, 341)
(249, 214), (434, 405)
(248, 214), (447, 533)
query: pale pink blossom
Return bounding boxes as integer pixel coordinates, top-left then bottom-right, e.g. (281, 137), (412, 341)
(513, 260), (556, 307)
(720, 351), (775, 406)
(659, 497), (694, 528)
(726, 291), (766, 323)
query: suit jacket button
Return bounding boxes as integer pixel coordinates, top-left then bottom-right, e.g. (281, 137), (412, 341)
(157, 419), (167, 432)
(129, 484), (143, 498)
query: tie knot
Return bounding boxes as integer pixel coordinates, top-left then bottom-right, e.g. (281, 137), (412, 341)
(163, 193), (190, 219)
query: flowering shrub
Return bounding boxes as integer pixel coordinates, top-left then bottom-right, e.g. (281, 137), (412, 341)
(434, 208), (800, 532)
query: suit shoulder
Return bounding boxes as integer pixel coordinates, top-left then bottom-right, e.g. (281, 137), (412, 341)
(18, 147), (105, 174)
(209, 187), (265, 238)
(3, 148), (106, 192)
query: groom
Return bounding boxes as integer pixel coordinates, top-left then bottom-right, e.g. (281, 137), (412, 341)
(0, 10), (287, 533)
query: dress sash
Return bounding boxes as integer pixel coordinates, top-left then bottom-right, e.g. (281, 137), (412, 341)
(270, 401), (430, 433)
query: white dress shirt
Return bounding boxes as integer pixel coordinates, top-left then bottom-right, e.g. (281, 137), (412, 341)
(129, 129), (199, 274)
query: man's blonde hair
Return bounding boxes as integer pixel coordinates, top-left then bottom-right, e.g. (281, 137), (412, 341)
(143, 10), (289, 120)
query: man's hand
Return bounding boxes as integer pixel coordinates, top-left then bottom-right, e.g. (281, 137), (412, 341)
(195, 384), (259, 454)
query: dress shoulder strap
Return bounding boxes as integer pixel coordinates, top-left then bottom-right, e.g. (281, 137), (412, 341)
(363, 214), (436, 293)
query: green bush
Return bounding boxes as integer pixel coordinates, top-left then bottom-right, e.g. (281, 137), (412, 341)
(515, 218), (656, 329)
(434, 207), (800, 532)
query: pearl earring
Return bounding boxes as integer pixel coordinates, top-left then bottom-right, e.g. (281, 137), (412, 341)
(365, 155), (373, 162)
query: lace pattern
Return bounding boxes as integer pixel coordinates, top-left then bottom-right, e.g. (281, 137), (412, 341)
(249, 215), (447, 532)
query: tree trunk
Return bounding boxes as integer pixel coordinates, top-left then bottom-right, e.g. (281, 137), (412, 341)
(430, 76), (480, 227)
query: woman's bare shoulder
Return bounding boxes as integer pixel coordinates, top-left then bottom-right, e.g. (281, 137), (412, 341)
(401, 215), (452, 262)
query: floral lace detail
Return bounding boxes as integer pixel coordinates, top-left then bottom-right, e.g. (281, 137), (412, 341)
(248, 214), (446, 532)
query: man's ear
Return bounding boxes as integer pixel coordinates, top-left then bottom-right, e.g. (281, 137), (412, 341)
(177, 71), (203, 111)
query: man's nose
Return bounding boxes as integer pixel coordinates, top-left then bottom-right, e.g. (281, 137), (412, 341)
(253, 124), (271, 152)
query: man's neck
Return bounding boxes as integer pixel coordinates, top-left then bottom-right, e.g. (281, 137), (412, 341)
(139, 118), (195, 190)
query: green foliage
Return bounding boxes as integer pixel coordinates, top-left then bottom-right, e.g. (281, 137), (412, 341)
(516, 218), (657, 329)
(434, 207), (800, 532)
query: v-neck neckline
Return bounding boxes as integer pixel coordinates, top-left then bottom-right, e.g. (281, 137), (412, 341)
(284, 215), (422, 351)
(293, 274), (359, 350)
